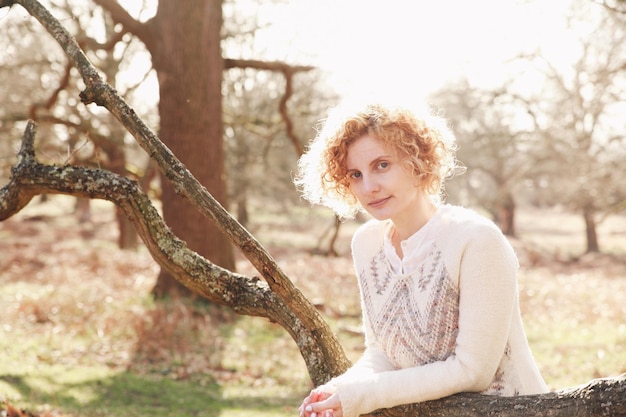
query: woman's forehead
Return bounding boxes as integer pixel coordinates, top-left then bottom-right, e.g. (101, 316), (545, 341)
(346, 135), (397, 167)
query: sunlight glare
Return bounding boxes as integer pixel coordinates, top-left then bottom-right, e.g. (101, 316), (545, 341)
(256, 0), (576, 99)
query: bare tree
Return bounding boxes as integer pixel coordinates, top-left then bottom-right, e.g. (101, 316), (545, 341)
(81, 0), (237, 298)
(0, 1), (624, 416)
(0, 0), (147, 248)
(44, 0), (315, 298)
(435, 0), (626, 251)
(521, 1), (626, 253)
(430, 80), (548, 237)
(594, 0), (626, 14)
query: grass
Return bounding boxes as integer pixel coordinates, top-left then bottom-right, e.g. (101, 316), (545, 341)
(519, 269), (626, 388)
(1, 196), (625, 416)
(514, 208), (626, 388)
(1, 366), (222, 416)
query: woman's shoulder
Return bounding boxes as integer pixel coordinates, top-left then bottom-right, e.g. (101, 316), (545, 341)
(351, 218), (386, 251)
(439, 204), (501, 234)
(437, 204), (519, 271)
(353, 219), (387, 240)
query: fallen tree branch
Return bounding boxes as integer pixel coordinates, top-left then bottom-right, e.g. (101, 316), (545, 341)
(368, 373), (626, 416)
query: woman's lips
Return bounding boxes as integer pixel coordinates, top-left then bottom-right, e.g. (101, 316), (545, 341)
(368, 196), (391, 208)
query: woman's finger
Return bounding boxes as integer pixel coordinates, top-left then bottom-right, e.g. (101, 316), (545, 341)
(305, 393), (341, 415)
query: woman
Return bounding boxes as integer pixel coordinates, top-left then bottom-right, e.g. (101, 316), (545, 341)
(294, 100), (548, 417)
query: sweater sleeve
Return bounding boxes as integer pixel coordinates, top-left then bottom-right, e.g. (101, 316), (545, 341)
(322, 345), (396, 393)
(336, 224), (519, 417)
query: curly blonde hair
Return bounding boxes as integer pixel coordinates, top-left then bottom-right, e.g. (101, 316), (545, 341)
(295, 100), (458, 219)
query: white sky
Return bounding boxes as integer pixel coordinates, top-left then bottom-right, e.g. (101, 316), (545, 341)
(253, 0), (575, 100)
(116, 0), (578, 106)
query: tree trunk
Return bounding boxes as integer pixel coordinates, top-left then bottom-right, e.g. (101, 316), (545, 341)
(495, 192), (516, 237)
(236, 192), (249, 228)
(116, 206), (138, 249)
(149, 0), (235, 297)
(232, 131), (250, 228)
(74, 197), (91, 223)
(98, 130), (139, 249)
(583, 205), (599, 253)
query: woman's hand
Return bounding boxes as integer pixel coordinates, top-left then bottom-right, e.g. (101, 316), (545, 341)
(299, 391), (342, 417)
(299, 389), (330, 417)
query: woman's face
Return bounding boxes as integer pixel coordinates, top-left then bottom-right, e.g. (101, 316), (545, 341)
(345, 134), (423, 225)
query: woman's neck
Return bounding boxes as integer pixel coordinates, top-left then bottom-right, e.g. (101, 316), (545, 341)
(392, 198), (438, 243)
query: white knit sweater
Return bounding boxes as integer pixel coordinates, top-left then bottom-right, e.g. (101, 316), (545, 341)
(324, 205), (548, 417)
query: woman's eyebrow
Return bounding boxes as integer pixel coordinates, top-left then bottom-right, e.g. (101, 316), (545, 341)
(369, 155), (392, 167)
(346, 154), (392, 172)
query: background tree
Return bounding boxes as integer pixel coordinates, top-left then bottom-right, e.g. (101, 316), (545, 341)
(62, 0), (320, 298)
(432, 0), (626, 250)
(223, 68), (296, 226)
(430, 81), (540, 237)
(0, 0), (152, 247)
(87, 0), (234, 298)
(519, 1), (626, 253)
(596, 0), (626, 13)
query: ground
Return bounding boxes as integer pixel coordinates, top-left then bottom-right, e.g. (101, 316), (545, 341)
(0, 195), (625, 416)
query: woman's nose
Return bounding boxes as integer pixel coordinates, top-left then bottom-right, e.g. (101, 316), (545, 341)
(361, 174), (379, 194)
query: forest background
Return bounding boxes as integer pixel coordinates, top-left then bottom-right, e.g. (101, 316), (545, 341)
(0, 0), (625, 416)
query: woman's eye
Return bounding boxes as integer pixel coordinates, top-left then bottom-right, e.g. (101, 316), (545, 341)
(378, 162), (389, 169)
(349, 171), (361, 179)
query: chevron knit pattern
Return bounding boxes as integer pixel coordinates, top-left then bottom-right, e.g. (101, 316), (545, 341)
(360, 246), (459, 369)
